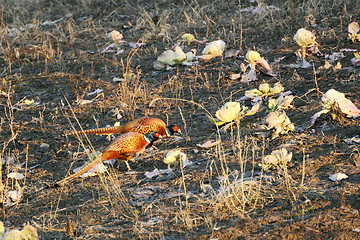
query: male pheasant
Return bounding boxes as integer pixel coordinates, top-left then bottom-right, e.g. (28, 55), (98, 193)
(56, 131), (161, 186)
(66, 117), (180, 138)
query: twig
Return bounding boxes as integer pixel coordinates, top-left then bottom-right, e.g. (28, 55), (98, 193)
(178, 106), (190, 141)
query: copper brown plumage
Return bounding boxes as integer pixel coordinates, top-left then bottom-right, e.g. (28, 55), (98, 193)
(65, 117), (180, 138)
(56, 132), (161, 186)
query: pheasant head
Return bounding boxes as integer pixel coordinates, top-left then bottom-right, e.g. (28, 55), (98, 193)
(165, 124), (181, 137)
(144, 132), (162, 142)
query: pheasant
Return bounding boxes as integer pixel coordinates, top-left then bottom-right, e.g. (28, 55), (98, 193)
(56, 131), (161, 186)
(66, 117), (180, 138)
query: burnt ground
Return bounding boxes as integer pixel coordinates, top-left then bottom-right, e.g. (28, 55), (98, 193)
(0, 0), (359, 239)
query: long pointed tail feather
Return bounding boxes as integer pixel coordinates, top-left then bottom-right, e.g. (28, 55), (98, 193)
(65, 126), (123, 136)
(56, 155), (104, 186)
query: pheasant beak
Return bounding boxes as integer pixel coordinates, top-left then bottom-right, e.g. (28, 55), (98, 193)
(176, 128), (183, 136)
